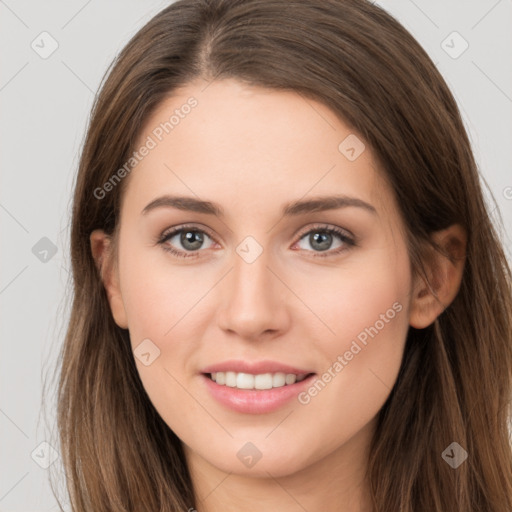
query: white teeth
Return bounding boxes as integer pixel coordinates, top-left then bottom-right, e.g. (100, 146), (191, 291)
(285, 373), (296, 385)
(255, 373), (273, 390)
(209, 371), (310, 390)
(225, 371), (237, 387)
(272, 372), (286, 387)
(237, 373), (255, 389)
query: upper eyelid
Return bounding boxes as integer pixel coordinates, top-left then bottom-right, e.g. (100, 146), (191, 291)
(295, 223), (354, 240)
(160, 223), (217, 239)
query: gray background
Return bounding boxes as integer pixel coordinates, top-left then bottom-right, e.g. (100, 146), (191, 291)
(1, 1), (511, 510)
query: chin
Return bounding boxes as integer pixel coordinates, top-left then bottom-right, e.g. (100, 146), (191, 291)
(199, 439), (315, 478)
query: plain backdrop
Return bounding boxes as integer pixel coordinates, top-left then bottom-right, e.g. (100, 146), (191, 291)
(1, 1), (511, 510)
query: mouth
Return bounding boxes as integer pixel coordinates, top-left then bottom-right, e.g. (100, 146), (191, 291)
(199, 360), (317, 413)
(205, 371), (316, 390)
(201, 370), (317, 414)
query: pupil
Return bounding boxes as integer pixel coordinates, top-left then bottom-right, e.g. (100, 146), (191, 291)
(181, 230), (203, 250)
(311, 232), (331, 251)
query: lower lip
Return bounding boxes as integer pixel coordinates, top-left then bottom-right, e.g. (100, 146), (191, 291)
(201, 373), (316, 414)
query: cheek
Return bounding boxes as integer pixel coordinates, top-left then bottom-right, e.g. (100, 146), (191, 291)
(297, 245), (411, 355)
(119, 245), (210, 341)
(117, 246), (206, 430)
(118, 243), (215, 402)
(297, 244), (411, 414)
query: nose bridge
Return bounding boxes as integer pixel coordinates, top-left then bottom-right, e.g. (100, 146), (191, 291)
(216, 239), (288, 338)
(233, 245), (272, 298)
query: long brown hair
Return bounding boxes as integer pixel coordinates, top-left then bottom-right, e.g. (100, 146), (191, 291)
(50, 0), (512, 510)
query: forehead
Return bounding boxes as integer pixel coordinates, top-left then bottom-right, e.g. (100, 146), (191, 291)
(123, 78), (393, 219)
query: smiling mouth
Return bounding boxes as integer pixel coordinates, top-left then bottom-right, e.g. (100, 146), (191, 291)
(205, 371), (316, 390)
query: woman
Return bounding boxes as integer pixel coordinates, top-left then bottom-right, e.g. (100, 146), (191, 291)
(53, 0), (512, 510)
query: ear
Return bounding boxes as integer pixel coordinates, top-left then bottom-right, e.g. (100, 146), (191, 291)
(409, 224), (466, 329)
(90, 229), (128, 329)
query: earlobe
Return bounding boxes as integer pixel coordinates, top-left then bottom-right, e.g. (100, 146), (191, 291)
(90, 229), (129, 329)
(409, 224), (466, 329)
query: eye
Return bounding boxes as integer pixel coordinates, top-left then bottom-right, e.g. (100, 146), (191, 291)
(157, 224), (217, 259)
(157, 223), (356, 259)
(292, 224), (356, 257)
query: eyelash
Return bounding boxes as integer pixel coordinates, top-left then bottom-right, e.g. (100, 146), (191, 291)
(156, 223), (356, 259)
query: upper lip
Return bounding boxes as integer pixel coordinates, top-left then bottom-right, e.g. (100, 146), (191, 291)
(201, 359), (315, 375)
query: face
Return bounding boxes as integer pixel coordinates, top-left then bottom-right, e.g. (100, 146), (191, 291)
(102, 78), (414, 478)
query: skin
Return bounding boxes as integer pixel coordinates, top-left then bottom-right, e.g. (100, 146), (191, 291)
(91, 78), (466, 512)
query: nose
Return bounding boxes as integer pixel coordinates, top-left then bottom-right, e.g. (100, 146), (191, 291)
(216, 247), (291, 341)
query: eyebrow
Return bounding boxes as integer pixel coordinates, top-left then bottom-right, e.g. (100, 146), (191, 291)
(141, 194), (377, 217)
